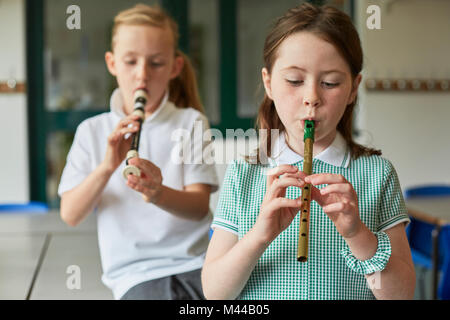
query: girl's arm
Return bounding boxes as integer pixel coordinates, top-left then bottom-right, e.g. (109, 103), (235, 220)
(156, 183), (212, 221)
(60, 163), (114, 226)
(126, 157), (213, 221)
(201, 228), (269, 300)
(346, 223), (415, 299)
(306, 173), (415, 299)
(202, 165), (304, 299)
(60, 114), (141, 226)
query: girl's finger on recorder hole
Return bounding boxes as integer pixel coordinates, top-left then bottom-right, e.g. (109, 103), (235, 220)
(266, 165), (298, 186)
(266, 177), (304, 199)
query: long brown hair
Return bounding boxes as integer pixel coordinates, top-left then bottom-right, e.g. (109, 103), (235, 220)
(255, 3), (380, 163)
(111, 4), (204, 113)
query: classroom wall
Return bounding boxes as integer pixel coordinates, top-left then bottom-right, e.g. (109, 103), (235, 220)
(1, 0), (449, 206)
(212, 0), (450, 210)
(354, 0), (450, 191)
(0, 0), (29, 203)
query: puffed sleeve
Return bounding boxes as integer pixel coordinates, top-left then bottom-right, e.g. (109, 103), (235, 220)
(377, 159), (410, 231)
(210, 160), (240, 235)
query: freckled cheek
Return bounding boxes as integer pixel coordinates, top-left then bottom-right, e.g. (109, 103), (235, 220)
(323, 98), (349, 126)
(323, 89), (349, 107)
(271, 94), (303, 125)
(271, 83), (299, 105)
(274, 100), (299, 126)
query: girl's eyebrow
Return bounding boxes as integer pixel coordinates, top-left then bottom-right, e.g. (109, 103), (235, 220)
(122, 50), (137, 56)
(281, 66), (346, 75)
(321, 69), (346, 75)
(281, 66), (307, 72)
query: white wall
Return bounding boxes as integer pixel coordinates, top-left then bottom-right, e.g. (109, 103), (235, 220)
(0, 0), (29, 203)
(1, 0), (449, 206)
(211, 0), (450, 210)
(355, 0), (450, 190)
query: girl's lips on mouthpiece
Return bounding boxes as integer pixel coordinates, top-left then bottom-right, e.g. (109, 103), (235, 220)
(301, 119), (319, 129)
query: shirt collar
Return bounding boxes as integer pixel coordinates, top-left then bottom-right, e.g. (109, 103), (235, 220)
(269, 131), (350, 168)
(110, 88), (170, 123)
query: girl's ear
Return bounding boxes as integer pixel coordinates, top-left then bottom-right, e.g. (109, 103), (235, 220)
(170, 55), (184, 79)
(105, 51), (117, 76)
(348, 73), (362, 105)
(262, 67), (273, 99)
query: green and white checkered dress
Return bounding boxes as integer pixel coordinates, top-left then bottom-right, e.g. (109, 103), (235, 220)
(211, 133), (409, 300)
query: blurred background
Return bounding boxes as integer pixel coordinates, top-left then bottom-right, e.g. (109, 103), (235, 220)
(0, 0), (449, 300)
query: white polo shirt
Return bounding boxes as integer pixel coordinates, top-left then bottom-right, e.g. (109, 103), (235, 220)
(269, 131), (351, 168)
(58, 89), (218, 299)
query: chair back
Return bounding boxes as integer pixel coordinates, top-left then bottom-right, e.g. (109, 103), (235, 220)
(0, 201), (49, 214)
(405, 184), (450, 300)
(405, 185), (450, 198)
(438, 226), (450, 300)
(407, 217), (445, 268)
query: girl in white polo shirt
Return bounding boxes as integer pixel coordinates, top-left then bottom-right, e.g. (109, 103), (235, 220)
(58, 4), (218, 300)
(202, 3), (415, 300)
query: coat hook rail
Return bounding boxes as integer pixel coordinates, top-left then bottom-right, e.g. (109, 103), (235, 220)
(365, 79), (450, 92)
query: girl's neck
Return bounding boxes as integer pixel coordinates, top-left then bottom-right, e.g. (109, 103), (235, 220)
(144, 103), (159, 118)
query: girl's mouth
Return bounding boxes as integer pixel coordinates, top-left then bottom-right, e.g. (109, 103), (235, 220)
(301, 119), (319, 129)
(135, 87), (149, 93)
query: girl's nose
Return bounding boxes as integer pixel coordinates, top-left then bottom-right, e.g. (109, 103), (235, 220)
(136, 62), (149, 80)
(303, 96), (321, 107)
(302, 85), (321, 107)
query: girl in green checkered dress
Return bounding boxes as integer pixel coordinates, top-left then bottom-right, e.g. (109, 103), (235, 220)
(202, 3), (415, 300)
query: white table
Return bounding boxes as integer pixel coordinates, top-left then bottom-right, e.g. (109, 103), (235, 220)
(0, 211), (112, 300)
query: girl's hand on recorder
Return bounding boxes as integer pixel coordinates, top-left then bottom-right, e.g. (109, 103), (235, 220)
(102, 114), (141, 173)
(126, 158), (163, 204)
(253, 165), (304, 243)
(306, 173), (363, 240)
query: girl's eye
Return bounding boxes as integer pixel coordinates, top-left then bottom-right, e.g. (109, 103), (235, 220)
(286, 79), (303, 86)
(124, 60), (136, 65)
(322, 81), (339, 88)
(151, 61), (164, 67)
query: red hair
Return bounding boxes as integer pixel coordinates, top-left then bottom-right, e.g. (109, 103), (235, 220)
(252, 3), (380, 163)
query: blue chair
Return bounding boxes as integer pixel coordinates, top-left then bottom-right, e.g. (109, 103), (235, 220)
(405, 185), (450, 198)
(439, 228), (450, 300)
(0, 201), (49, 214)
(405, 185), (450, 300)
